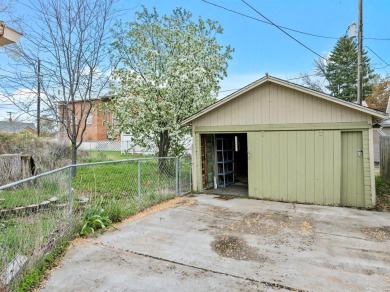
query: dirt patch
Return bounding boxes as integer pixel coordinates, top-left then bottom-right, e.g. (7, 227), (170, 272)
(116, 196), (197, 227)
(211, 235), (266, 262)
(362, 226), (390, 241)
(207, 206), (229, 213)
(226, 212), (314, 235)
(214, 195), (237, 201)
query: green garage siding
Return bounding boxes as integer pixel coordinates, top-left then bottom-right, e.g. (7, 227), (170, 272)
(248, 130), (342, 205)
(341, 132), (364, 207)
(185, 76), (385, 207)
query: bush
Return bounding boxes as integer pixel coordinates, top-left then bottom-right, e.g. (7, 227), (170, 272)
(375, 176), (390, 212)
(0, 133), (71, 174)
(80, 209), (112, 236)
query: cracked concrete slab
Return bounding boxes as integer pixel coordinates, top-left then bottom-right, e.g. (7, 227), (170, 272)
(41, 194), (390, 291)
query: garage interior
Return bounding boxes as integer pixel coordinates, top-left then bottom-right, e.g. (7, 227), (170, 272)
(201, 133), (248, 196)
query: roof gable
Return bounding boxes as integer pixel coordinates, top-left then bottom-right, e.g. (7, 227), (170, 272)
(0, 121), (37, 133)
(182, 75), (387, 125)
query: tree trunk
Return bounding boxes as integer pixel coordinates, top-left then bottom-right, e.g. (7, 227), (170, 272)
(71, 140), (77, 176)
(158, 130), (170, 173)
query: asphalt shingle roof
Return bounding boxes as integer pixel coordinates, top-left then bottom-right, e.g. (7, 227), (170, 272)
(0, 121), (37, 133)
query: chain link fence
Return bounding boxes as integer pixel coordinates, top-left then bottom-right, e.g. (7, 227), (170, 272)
(77, 140), (158, 154)
(77, 140), (191, 155)
(0, 156), (191, 290)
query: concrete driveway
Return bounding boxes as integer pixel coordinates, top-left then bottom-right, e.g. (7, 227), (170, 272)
(41, 194), (390, 291)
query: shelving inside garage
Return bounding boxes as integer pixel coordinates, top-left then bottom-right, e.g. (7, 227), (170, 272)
(215, 137), (234, 188)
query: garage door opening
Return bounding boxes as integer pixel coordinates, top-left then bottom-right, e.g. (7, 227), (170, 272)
(201, 133), (248, 196)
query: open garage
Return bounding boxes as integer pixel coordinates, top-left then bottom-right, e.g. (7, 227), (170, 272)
(182, 75), (387, 207)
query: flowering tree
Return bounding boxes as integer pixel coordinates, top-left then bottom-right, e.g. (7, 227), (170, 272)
(108, 6), (233, 158)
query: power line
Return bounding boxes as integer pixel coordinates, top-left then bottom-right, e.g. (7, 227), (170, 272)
(240, 0), (326, 60)
(365, 37), (390, 41)
(365, 46), (389, 68)
(201, 0), (338, 40)
(201, 0), (390, 42)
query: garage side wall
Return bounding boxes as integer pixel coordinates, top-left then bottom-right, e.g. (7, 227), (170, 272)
(194, 83), (372, 127)
(190, 82), (376, 207)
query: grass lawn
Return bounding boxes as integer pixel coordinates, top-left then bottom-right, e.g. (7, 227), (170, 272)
(0, 156), (187, 291)
(0, 172), (69, 210)
(375, 176), (390, 212)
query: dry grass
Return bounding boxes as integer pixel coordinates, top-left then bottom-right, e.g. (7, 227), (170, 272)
(362, 227), (390, 241)
(114, 196), (196, 227)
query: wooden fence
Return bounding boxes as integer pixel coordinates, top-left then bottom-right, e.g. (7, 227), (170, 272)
(380, 136), (390, 181)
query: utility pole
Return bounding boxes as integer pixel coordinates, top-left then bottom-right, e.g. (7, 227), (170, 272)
(37, 58), (41, 136)
(6, 111), (12, 122)
(357, 0), (363, 105)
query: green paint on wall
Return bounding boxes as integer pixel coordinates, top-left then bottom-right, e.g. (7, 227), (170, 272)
(248, 130), (342, 205)
(341, 132), (364, 207)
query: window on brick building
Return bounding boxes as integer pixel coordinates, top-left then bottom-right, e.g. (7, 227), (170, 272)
(87, 113), (93, 125)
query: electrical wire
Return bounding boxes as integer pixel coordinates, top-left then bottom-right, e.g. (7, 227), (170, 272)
(365, 37), (390, 41)
(240, 0), (326, 60)
(364, 46), (389, 69)
(201, 0), (390, 42)
(201, 0), (338, 40)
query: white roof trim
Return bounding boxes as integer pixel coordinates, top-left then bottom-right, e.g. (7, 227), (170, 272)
(0, 22), (22, 46)
(181, 75), (388, 125)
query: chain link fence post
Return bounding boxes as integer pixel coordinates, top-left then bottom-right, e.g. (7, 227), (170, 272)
(68, 166), (73, 222)
(175, 156), (179, 195)
(137, 159), (141, 210)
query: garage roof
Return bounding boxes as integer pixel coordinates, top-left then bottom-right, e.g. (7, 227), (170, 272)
(181, 75), (387, 125)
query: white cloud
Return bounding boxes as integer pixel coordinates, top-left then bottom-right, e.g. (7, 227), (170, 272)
(0, 88), (41, 122)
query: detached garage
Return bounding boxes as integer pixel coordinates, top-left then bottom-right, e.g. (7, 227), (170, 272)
(182, 75), (387, 208)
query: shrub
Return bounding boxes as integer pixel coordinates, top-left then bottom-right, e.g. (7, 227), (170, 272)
(0, 134), (71, 174)
(80, 209), (112, 236)
(375, 176), (390, 212)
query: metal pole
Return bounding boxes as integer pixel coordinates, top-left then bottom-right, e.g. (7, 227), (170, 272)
(138, 160), (141, 210)
(175, 157), (179, 195)
(357, 0), (363, 105)
(68, 166), (73, 222)
(37, 58), (41, 136)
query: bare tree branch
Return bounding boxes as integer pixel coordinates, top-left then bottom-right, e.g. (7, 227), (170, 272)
(0, 0), (116, 165)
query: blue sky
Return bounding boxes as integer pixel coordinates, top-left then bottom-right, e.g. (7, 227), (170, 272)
(1, 0), (389, 121)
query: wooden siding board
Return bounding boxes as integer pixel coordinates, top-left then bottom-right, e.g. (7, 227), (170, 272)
(279, 132), (288, 200)
(253, 88), (260, 124)
(333, 131), (341, 205)
(224, 102), (232, 127)
(255, 132), (262, 198)
(314, 131), (325, 204)
(323, 131), (334, 205)
(305, 131), (315, 203)
(269, 84), (277, 124)
(247, 92), (254, 124)
(278, 86), (287, 124)
(263, 132), (271, 198)
(296, 131), (306, 202)
(287, 131), (297, 202)
(270, 132), (279, 199)
(248, 133), (256, 197)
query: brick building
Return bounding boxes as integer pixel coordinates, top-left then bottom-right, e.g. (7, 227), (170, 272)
(58, 97), (119, 142)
